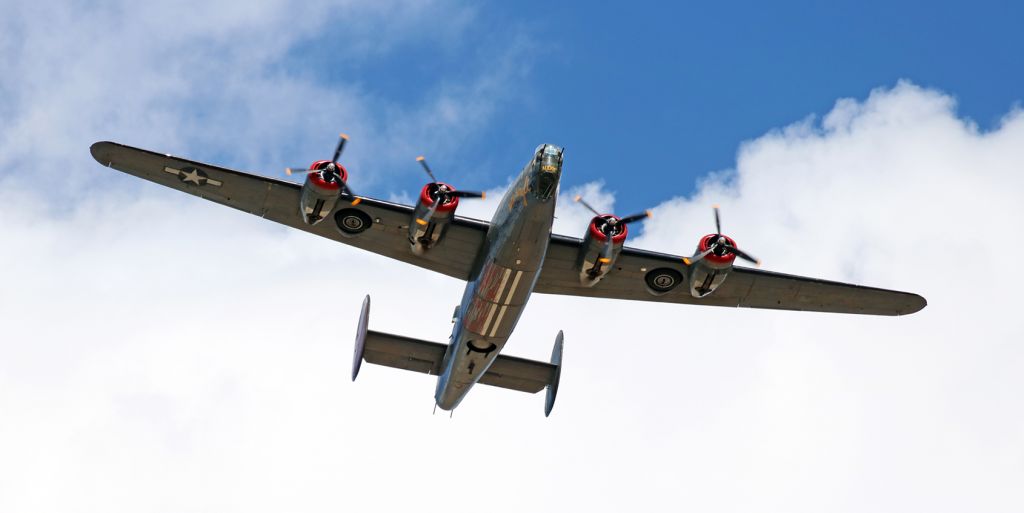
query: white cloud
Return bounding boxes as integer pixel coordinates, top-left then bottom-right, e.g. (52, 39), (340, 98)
(0, 0), (529, 198)
(1, 6), (1022, 511)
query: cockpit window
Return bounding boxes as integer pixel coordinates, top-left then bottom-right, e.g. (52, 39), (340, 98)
(533, 170), (558, 200)
(536, 144), (562, 156)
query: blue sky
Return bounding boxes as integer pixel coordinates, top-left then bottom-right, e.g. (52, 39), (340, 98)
(19, 1), (1016, 215)
(287, 0), (1024, 214)
(2, 2), (1024, 511)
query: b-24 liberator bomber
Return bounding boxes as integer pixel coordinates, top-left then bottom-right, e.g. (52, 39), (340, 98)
(90, 136), (926, 416)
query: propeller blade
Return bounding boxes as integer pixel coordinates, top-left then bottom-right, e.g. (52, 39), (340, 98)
(285, 166), (317, 176)
(713, 205), (722, 235)
(618, 210), (651, 225)
(727, 246), (760, 266)
(574, 195), (602, 217)
(416, 156), (438, 183)
(599, 232), (614, 264)
(332, 174), (360, 205)
(686, 245), (717, 265)
(331, 133), (349, 162)
(452, 190), (486, 199)
(416, 198), (440, 227)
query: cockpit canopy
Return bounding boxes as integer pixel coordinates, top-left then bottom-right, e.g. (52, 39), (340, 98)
(532, 144), (562, 200)
(536, 144), (562, 156)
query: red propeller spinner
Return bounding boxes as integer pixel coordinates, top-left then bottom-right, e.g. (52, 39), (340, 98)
(285, 133), (361, 206)
(413, 155), (486, 226)
(683, 206), (760, 267)
(574, 195), (651, 263)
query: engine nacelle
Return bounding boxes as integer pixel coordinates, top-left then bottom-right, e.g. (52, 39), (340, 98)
(300, 160), (348, 225)
(687, 234), (737, 297)
(577, 215), (627, 286)
(409, 182), (460, 255)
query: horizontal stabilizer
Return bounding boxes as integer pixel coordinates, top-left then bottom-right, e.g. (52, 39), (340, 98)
(478, 351), (557, 394)
(363, 330), (446, 376)
(360, 329), (557, 394)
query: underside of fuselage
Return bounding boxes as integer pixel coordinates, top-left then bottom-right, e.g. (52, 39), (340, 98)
(434, 144), (563, 410)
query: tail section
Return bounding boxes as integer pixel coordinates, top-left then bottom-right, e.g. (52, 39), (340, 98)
(352, 295), (564, 415)
(545, 330), (564, 417)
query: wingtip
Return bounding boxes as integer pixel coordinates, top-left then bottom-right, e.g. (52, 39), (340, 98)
(89, 141), (117, 166)
(883, 292), (928, 316)
(905, 294), (928, 315)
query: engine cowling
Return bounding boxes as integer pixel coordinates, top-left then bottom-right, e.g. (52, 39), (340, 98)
(687, 234), (737, 297)
(409, 182), (460, 255)
(577, 214), (628, 286)
(300, 160), (349, 225)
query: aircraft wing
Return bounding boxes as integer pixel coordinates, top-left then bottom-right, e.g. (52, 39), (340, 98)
(90, 141), (487, 281)
(534, 234), (926, 316)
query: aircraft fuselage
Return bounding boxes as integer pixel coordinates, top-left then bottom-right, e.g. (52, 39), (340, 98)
(434, 144), (563, 410)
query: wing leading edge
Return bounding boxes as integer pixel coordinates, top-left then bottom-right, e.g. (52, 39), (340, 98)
(535, 234), (926, 316)
(91, 141), (925, 315)
(90, 141), (487, 281)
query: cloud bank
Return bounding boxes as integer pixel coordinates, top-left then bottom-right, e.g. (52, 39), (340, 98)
(3, 81), (1022, 512)
(1, 3), (1022, 511)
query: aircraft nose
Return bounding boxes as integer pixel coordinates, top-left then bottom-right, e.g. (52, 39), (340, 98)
(540, 155), (560, 172)
(538, 144), (563, 172)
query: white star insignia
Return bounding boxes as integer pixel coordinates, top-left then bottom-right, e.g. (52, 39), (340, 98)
(180, 169), (205, 185)
(163, 166), (223, 187)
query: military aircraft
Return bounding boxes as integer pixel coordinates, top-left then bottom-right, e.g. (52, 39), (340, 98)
(90, 136), (926, 416)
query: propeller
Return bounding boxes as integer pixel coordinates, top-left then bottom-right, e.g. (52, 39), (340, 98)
(574, 195), (651, 264)
(285, 133), (361, 206)
(414, 156), (486, 226)
(683, 205), (760, 266)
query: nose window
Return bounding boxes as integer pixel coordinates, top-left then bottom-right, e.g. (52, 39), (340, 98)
(533, 170), (558, 199)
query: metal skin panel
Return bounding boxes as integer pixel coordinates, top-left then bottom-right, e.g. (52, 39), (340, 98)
(352, 295), (371, 381)
(300, 173), (342, 225)
(409, 191), (456, 255)
(363, 330), (447, 375)
(91, 140), (566, 411)
(687, 260), (731, 298)
(544, 330), (564, 417)
(536, 237), (926, 316)
(90, 142), (488, 281)
(92, 139), (925, 415)
(360, 329), (555, 393)
(434, 146), (562, 410)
